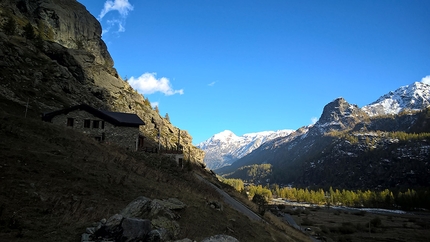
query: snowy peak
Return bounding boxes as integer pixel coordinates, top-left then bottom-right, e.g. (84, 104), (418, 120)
(212, 130), (239, 142)
(197, 129), (293, 170)
(362, 81), (430, 116)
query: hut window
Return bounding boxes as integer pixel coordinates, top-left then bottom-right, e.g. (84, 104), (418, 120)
(67, 118), (74, 127)
(84, 119), (91, 128)
(93, 120), (100, 128)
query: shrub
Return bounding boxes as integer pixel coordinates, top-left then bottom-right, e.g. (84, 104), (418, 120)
(23, 22), (36, 39)
(352, 210), (367, 216)
(301, 217), (315, 226)
(3, 16), (16, 35)
(337, 235), (352, 242)
(370, 216), (382, 228)
(355, 223), (366, 231)
(338, 223), (357, 234)
(319, 225), (330, 234)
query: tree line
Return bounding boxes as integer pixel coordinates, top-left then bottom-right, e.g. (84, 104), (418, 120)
(221, 178), (430, 210)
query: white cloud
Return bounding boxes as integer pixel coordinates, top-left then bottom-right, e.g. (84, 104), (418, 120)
(151, 102), (159, 109)
(99, 0), (133, 19)
(208, 81), (217, 87)
(421, 75), (430, 85)
(98, 0), (133, 34)
(128, 73), (184, 96)
(311, 117), (318, 124)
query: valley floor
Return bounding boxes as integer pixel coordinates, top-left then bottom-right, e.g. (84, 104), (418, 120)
(270, 199), (430, 242)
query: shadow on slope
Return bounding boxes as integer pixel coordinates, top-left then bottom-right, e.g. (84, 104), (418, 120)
(0, 107), (306, 242)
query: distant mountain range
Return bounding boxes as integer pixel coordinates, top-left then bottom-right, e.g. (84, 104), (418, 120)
(199, 81), (430, 190)
(197, 130), (293, 169)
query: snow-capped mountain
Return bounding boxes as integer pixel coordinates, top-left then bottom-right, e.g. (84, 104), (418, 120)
(197, 130), (293, 170)
(362, 81), (430, 116)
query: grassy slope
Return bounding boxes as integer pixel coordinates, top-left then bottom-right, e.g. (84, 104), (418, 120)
(0, 102), (309, 242)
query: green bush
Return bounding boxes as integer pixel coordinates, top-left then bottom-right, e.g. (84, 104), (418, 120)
(301, 217), (315, 226)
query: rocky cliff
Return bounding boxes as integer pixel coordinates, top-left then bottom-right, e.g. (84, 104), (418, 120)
(0, 0), (204, 163)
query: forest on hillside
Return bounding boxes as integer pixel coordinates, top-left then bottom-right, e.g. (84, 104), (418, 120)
(221, 177), (430, 210)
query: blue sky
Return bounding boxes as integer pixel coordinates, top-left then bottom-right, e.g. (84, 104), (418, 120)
(77, 0), (430, 144)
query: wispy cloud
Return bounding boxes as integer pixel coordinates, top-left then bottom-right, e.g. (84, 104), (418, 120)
(421, 75), (430, 85)
(208, 81), (217, 87)
(311, 117), (318, 124)
(150, 102), (159, 109)
(128, 73), (184, 96)
(98, 0), (133, 34)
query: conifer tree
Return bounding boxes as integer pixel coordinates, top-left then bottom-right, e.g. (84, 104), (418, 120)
(144, 97), (151, 107)
(23, 22), (36, 40)
(34, 34), (43, 48)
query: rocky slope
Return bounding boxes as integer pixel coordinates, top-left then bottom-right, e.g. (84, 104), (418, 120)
(218, 87), (430, 190)
(0, 0), (204, 163)
(362, 81), (430, 116)
(197, 129), (293, 170)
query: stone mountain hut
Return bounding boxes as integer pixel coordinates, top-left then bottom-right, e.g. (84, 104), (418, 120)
(42, 104), (145, 151)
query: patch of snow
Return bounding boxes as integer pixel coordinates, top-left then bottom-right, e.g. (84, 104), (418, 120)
(362, 82), (430, 116)
(198, 129), (294, 169)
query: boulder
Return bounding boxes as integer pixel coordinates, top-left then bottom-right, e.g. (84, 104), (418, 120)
(121, 218), (151, 242)
(121, 196), (152, 218)
(201, 234), (239, 242)
(174, 239), (194, 242)
(149, 199), (178, 220)
(162, 198), (187, 210)
(207, 201), (223, 211)
(151, 216), (180, 239)
(147, 228), (169, 242)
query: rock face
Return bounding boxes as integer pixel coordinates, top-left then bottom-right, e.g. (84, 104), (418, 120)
(313, 97), (369, 134)
(82, 196), (239, 242)
(2, 0), (113, 67)
(82, 196), (185, 242)
(0, 0), (204, 164)
(201, 234), (239, 242)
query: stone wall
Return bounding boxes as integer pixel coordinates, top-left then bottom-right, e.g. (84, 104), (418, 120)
(51, 110), (139, 150)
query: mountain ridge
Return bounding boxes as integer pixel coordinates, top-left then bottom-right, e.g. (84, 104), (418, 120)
(215, 81), (430, 190)
(197, 129), (293, 170)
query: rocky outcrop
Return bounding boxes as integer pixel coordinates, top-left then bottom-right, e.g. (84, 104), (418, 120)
(201, 234), (239, 242)
(0, 0), (205, 164)
(82, 196), (238, 242)
(313, 97), (369, 134)
(82, 196), (186, 242)
(1, 0), (113, 67)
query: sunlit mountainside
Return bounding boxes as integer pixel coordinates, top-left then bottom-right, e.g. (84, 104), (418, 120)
(197, 130), (293, 170)
(213, 81), (430, 190)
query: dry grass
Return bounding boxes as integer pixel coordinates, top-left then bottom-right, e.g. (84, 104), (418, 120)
(216, 184), (311, 242)
(0, 109), (302, 241)
(283, 205), (430, 242)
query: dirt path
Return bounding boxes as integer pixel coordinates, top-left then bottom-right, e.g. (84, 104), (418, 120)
(195, 174), (262, 221)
